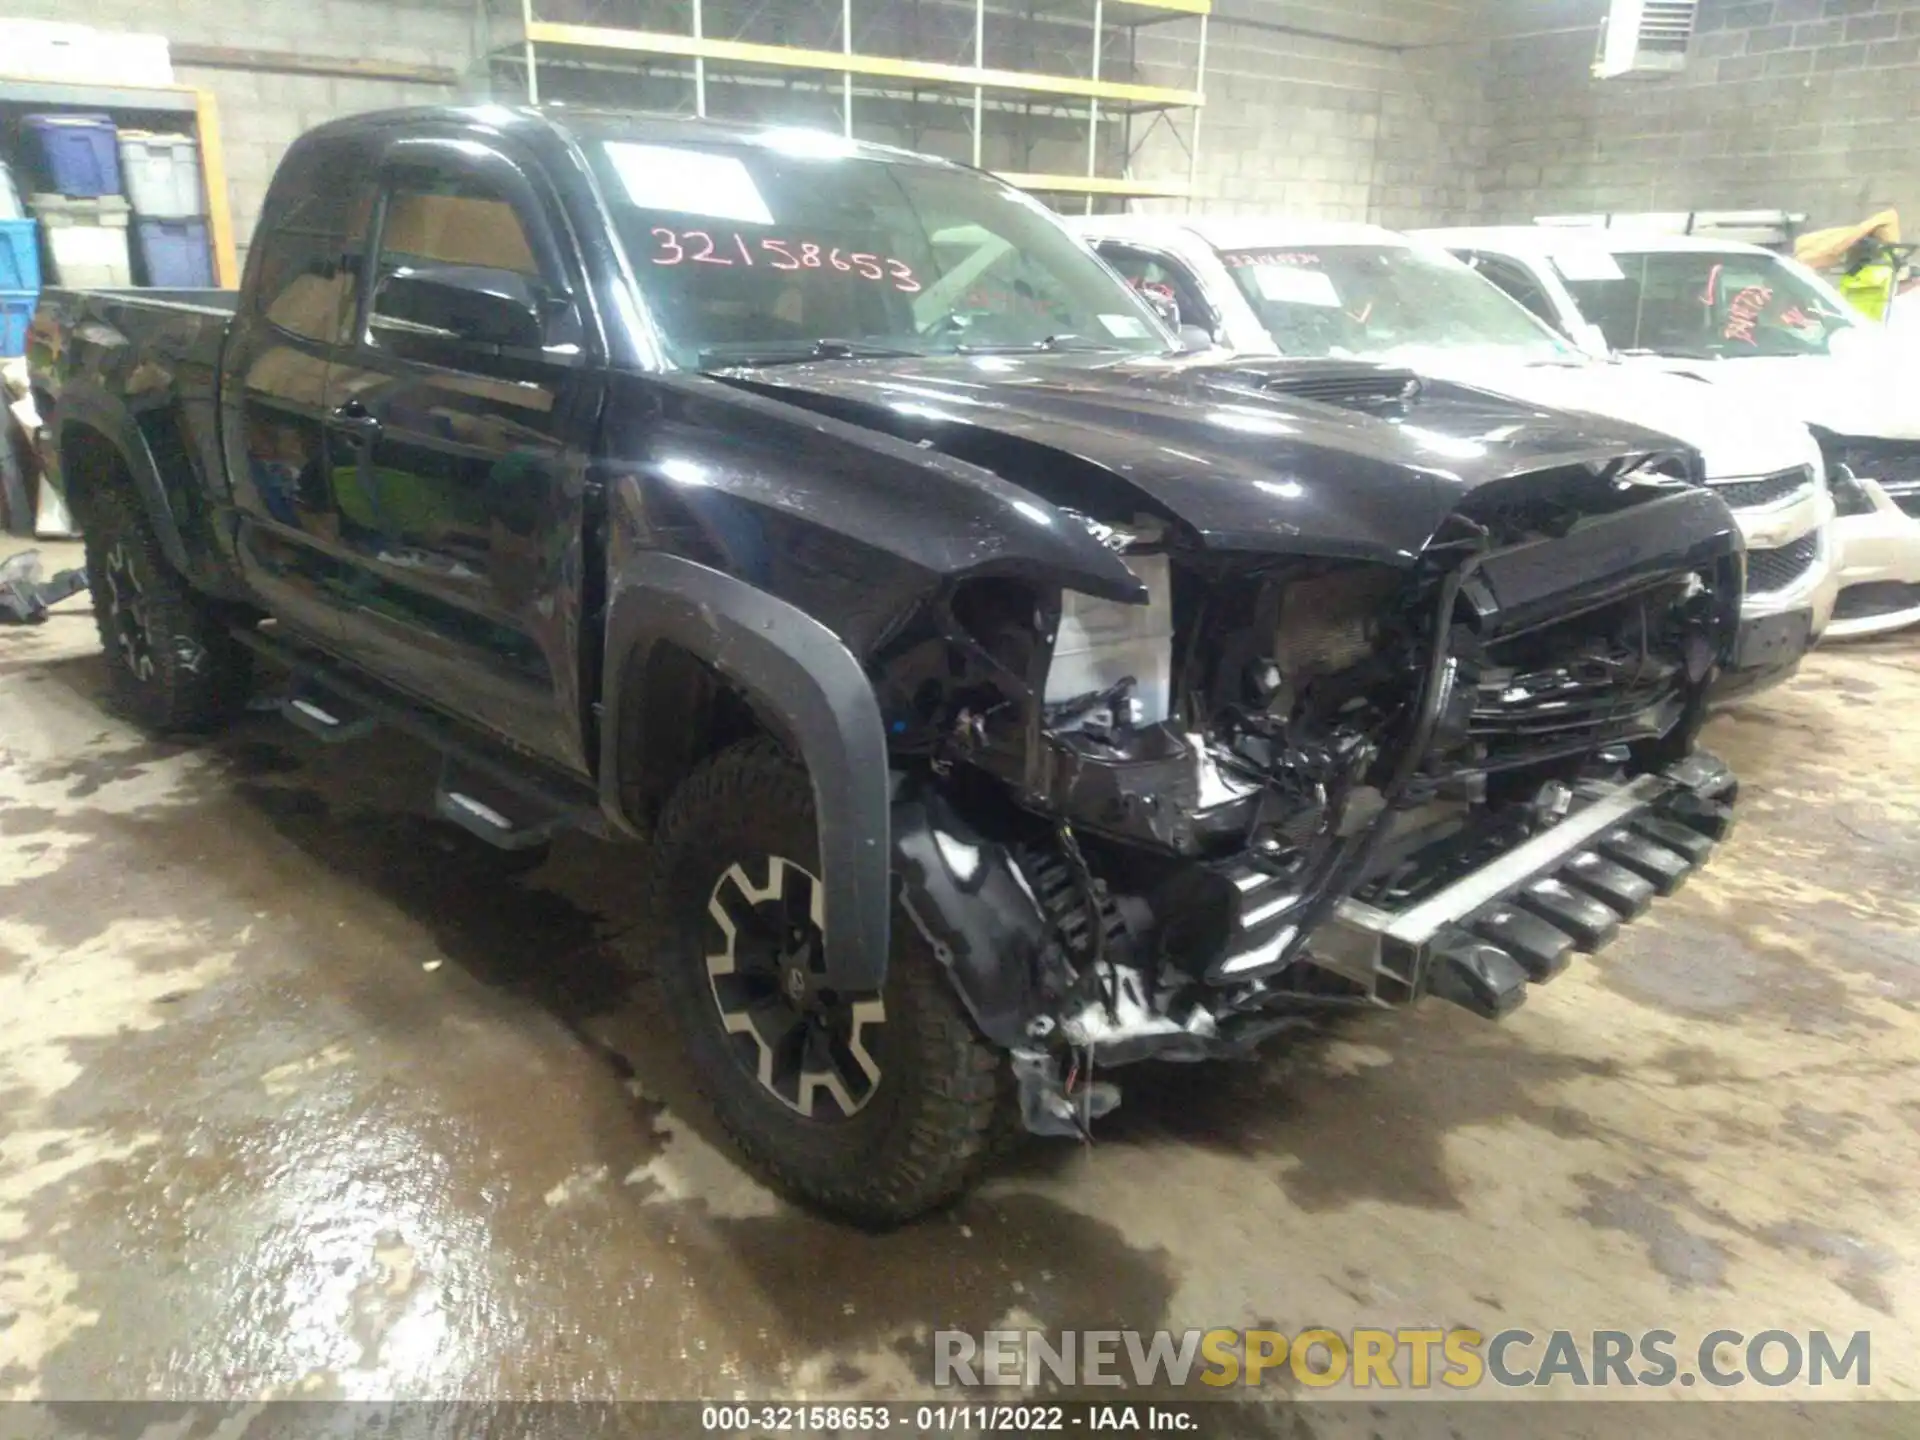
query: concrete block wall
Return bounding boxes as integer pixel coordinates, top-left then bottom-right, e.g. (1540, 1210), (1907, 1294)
(1370, 34), (1493, 226)
(1125, 0), (1485, 224)
(1477, 0), (1920, 228)
(4, 0), (478, 262)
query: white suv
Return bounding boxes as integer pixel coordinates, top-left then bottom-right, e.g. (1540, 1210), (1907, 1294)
(1069, 215), (1838, 695)
(1416, 225), (1920, 638)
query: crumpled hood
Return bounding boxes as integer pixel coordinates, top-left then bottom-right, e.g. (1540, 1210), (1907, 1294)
(1620, 328), (1920, 443)
(724, 352), (1696, 563)
(1388, 350), (1822, 481)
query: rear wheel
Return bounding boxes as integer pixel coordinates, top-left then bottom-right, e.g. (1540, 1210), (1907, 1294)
(646, 739), (1013, 1225)
(82, 485), (250, 732)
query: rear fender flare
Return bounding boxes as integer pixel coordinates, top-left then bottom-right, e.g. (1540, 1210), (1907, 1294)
(600, 552), (892, 992)
(51, 385), (189, 574)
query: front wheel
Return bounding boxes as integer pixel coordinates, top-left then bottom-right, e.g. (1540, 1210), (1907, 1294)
(646, 740), (1013, 1226)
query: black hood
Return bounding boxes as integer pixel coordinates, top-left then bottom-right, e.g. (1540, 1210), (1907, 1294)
(721, 352), (1699, 562)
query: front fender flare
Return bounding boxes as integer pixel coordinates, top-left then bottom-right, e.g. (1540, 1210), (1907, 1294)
(600, 552), (893, 992)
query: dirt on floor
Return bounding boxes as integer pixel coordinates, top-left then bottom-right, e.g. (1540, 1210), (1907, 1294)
(2, 547), (1917, 1431)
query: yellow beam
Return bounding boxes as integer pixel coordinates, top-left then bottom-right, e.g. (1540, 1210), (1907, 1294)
(996, 172), (1190, 197)
(193, 89), (241, 288)
(524, 21), (1204, 108)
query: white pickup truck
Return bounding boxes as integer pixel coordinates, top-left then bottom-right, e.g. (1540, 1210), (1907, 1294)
(1415, 226), (1920, 638)
(1069, 216), (1839, 694)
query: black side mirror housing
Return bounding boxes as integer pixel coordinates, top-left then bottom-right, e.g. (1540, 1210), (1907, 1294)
(375, 264), (550, 351)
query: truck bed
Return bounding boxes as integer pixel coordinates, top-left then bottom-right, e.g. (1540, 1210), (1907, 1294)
(28, 286), (241, 595)
(39, 286), (238, 315)
(30, 286), (237, 416)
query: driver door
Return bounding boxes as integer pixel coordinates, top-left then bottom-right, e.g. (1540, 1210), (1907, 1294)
(320, 137), (603, 770)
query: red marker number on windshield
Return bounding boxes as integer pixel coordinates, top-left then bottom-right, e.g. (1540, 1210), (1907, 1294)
(651, 228), (921, 291)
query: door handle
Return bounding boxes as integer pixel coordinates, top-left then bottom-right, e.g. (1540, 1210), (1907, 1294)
(330, 401), (383, 439)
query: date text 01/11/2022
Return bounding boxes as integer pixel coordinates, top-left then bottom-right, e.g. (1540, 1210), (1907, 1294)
(648, 226), (924, 290)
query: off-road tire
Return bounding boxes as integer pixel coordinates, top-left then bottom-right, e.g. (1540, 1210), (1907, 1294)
(647, 739), (1015, 1226)
(83, 484), (250, 732)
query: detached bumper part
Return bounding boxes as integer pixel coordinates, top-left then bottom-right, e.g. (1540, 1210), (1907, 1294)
(1305, 753), (1736, 1020)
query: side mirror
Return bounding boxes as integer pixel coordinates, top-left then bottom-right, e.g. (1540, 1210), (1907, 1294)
(1178, 323), (1216, 353)
(375, 264), (550, 351)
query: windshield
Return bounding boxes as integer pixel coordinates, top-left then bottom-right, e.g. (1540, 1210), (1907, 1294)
(586, 135), (1173, 366)
(1557, 249), (1858, 358)
(1214, 243), (1576, 362)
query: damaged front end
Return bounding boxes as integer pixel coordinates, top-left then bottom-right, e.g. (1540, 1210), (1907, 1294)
(876, 460), (1743, 1138)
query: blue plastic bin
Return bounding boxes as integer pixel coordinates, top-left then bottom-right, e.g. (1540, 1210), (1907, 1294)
(24, 113), (123, 197)
(2, 292), (35, 358)
(134, 218), (214, 288)
(0, 220), (39, 291)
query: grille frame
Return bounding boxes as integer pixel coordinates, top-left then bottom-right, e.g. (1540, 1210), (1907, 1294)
(1744, 532), (1820, 594)
(1832, 439), (1920, 489)
(1709, 465), (1814, 511)
(1463, 572), (1707, 774)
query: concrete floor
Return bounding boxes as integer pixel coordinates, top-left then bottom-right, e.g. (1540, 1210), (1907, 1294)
(3, 539), (1918, 1415)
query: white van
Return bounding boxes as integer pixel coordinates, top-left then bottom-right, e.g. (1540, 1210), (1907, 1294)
(1416, 226), (1920, 638)
(1069, 215), (1837, 694)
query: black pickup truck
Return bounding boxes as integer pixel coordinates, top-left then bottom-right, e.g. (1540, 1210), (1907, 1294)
(29, 106), (1743, 1224)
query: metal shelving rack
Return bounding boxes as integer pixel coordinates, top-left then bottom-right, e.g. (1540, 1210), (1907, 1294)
(0, 76), (240, 286)
(489, 0), (1207, 203)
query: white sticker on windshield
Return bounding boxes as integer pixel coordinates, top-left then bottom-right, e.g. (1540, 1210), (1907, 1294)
(1551, 249), (1625, 282)
(603, 142), (775, 225)
(1252, 266), (1341, 307)
(1099, 313), (1153, 338)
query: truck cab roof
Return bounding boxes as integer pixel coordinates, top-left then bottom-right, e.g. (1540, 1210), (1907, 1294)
(296, 103), (968, 175)
(1068, 214), (1415, 251)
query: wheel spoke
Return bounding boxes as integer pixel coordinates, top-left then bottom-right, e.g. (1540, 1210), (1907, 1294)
(704, 852), (886, 1121)
(720, 995), (803, 1095)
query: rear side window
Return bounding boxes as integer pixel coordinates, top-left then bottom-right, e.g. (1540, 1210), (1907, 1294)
(249, 141), (374, 345)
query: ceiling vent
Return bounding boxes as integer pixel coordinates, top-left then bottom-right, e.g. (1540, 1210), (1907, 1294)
(1593, 0), (1696, 78)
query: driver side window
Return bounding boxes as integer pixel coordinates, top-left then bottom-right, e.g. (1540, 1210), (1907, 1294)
(364, 176), (559, 364)
(1096, 243), (1212, 334)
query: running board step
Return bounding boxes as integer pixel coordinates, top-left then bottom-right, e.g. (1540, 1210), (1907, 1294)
(281, 683), (377, 743)
(231, 624), (610, 845)
(434, 759), (580, 851)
